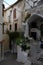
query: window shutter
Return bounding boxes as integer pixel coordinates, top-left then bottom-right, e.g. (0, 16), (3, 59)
(13, 9), (16, 19)
(2, 4), (5, 17)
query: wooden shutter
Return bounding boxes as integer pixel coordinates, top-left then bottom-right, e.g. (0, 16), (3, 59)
(2, 4), (5, 17)
(13, 9), (16, 19)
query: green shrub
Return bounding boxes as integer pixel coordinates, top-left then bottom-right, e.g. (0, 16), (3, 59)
(21, 44), (30, 51)
(19, 32), (24, 38)
(7, 31), (24, 45)
(7, 31), (19, 40)
(16, 38), (23, 45)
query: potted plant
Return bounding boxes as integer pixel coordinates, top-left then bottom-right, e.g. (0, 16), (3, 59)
(16, 37), (24, 62)
(21, 43), (30, 51)
(16, 36), (31, 63)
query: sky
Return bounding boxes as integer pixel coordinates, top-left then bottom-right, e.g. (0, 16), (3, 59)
(3, 0), (17, 8)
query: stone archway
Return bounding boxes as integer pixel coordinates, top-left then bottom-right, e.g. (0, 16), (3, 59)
(27, 14), (43, 40)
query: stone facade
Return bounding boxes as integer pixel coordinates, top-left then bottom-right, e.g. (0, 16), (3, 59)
(24, 0), (43, 40)
(4, 0), (24, 53)
(4, 0), (24, 32)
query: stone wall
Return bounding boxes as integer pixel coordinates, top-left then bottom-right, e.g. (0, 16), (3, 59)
(3, 34), (9, 52)
(0, 0), (3, 40)
(28, 4), (43, 16)
(0, 0), (4, 61)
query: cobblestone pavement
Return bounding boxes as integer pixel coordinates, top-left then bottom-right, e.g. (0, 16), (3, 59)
(0, 52), (23, 65)
(0, 41), (43, 65)
(29, 41), (43, 65)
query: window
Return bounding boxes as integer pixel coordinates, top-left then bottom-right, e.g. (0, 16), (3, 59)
(10, 24), (12, 30)
(13, 9), (16, 19)
(10, 10), (12, 16)
(31, 32), (37, 40)
(2, 23), (4, 34)
(15, 23), (17, 31)
(2, 4), (5, 17)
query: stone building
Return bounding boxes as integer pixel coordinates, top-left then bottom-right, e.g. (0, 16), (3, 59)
(4, 0), (24, 32)
(3, 0), (25, 53)
(24, 0), (43, 41)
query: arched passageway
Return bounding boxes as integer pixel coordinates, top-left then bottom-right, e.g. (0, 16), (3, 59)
(27, 14), (43, 40)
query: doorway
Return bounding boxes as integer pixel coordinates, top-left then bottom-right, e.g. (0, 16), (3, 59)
(31, 32), (37, 40)
(15, 23), (17, 31)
